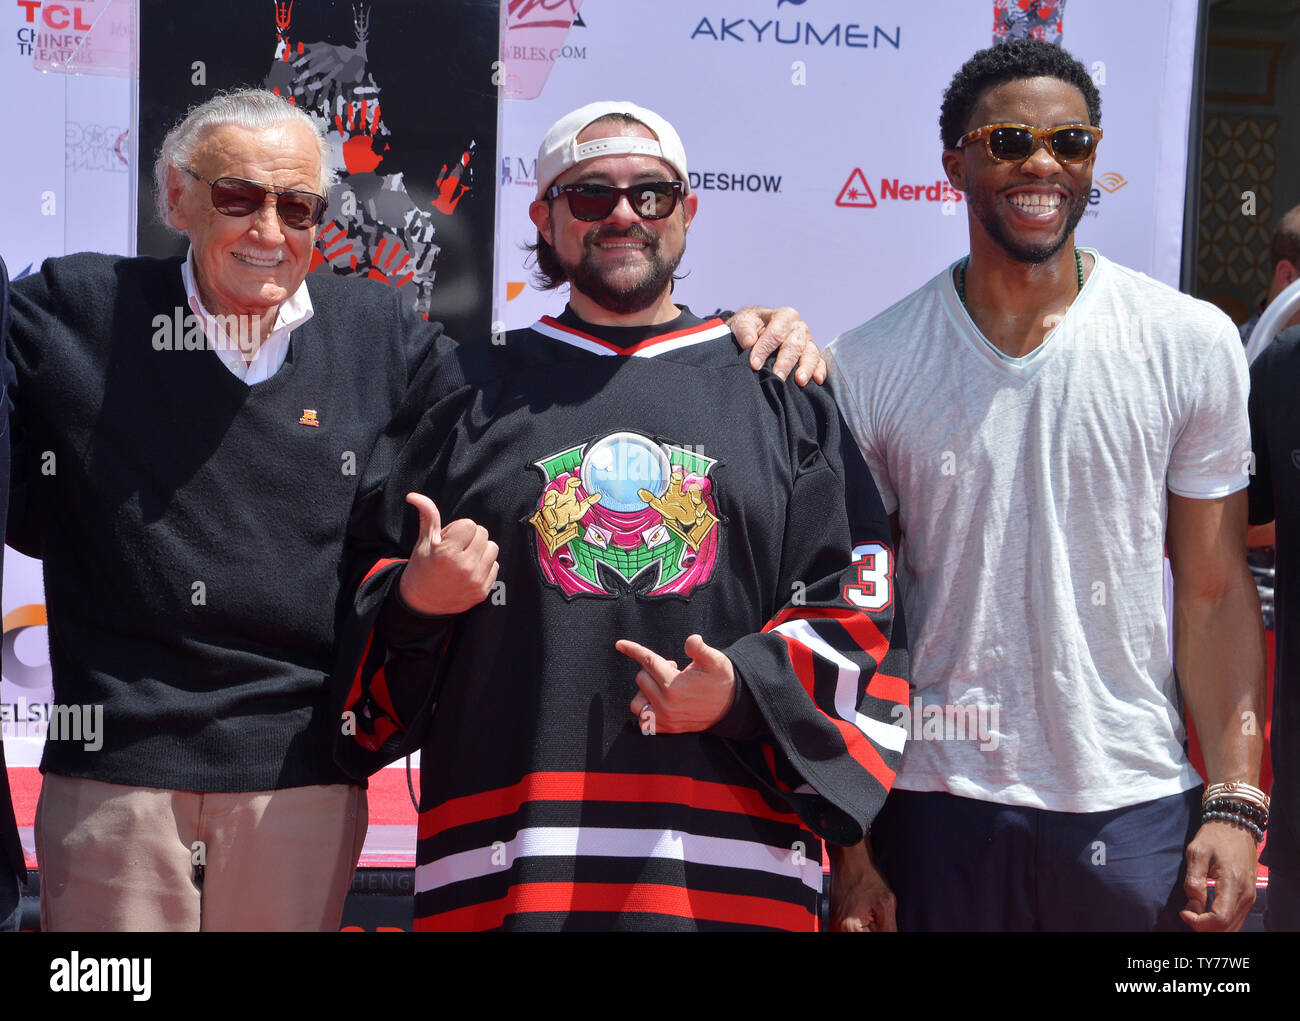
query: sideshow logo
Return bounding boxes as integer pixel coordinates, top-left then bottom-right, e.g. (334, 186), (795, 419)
(688, 170), (782, 193)
(502, 159), (783, 194)
(691, 1), (900, 49)
(835, 168), (961, 209)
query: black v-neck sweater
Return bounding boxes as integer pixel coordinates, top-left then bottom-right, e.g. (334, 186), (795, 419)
(8, 253), (452, 791)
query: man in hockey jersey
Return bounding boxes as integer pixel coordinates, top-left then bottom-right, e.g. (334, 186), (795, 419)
(335, 101), (908, 930)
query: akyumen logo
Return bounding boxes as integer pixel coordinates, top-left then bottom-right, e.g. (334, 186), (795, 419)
(691, 0), (900, 49)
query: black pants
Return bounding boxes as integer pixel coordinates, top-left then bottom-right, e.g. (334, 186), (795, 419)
(0, 871), (20, 932)
(871, 788), (1200, 931)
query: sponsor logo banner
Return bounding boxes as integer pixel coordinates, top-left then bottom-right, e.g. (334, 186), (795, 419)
(836, 168), (962, 209)
(16, 0), (133, 75)
(1082, 170), (1128, 217)
(689, 170), (782, 193)
(689, 1), (900, 49)
(501, 0), (587, 99)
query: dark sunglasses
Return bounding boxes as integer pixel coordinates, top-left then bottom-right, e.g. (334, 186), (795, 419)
(184, 168), (327, 229)
(546, 180), (685, 221)
(957, 123), (1103, 164)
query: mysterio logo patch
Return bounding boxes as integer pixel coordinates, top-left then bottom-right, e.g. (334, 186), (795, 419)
(527, 430), (721, 599)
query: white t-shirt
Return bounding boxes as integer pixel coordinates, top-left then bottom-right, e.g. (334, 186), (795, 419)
(825, 250), (1251, 812)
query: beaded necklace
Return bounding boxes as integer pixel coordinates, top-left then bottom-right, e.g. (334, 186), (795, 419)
(957, 246), (1083, 306)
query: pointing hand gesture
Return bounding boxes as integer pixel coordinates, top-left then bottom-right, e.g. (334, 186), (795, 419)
(615, 634), (736, 734)
(398, 493), (499, 616)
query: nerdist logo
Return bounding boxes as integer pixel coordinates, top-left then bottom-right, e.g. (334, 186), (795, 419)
(835, 168), (962, 209)
(690, 0), (900, 49)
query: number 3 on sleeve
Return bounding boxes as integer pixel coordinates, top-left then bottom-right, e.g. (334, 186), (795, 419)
(843, 542), (893, 612)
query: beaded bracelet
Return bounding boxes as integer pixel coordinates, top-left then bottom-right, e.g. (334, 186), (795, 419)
(1202, 810), (1264, 843)
(1204, 797), (1269, 827)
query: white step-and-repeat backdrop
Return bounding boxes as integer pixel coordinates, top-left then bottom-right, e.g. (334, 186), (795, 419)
(2, 0), (134, 764)
(1, 0), (1199, 765)
(494, 0), (1199, 336)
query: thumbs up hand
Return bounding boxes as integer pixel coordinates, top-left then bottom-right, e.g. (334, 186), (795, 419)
(615, 634), (737, 734)
(398, 492), (500, 616)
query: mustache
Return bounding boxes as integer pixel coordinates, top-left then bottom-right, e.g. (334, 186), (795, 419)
(584, 225), (659, 247)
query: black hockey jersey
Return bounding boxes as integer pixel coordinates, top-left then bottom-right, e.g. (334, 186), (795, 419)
(333, 307), (908, 931)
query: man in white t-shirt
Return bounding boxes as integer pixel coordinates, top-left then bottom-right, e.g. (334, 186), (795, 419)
(824, 38), (1266, 932)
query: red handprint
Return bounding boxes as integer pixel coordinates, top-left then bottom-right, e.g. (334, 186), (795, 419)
(367, 235), (414, 288)
(335, 98), (385, 174)
(314, 222), (358, 272)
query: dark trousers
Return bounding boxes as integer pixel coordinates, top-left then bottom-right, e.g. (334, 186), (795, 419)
(0, 871), (20, 932)
(1265, 868), (1299, 931)
(1262, 803), (1300, 931)
(871, 788), (1201, 931)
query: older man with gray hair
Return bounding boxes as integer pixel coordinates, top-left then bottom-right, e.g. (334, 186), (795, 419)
(5, 88), (821, 931)
(7, 88), (454, 931)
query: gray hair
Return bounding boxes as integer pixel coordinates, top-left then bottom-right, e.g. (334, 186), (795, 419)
(152, 88), (336, 229)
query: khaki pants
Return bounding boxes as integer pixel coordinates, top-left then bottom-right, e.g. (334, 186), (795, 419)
(36, 774), (368, 931)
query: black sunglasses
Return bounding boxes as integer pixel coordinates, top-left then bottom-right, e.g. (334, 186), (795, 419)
(957, 123), (1103, 164)
(184, 168), (327, 230)
(546, 180), (685, 221)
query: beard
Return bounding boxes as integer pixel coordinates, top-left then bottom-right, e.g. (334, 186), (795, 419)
(561, 223), (684, 315)
(970, 185), (1090, 264)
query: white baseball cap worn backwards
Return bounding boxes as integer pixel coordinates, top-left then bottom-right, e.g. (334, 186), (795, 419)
(535, 100), (689, 198)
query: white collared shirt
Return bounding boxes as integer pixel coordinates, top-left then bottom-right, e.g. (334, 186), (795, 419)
(180, 247), (314, 384)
